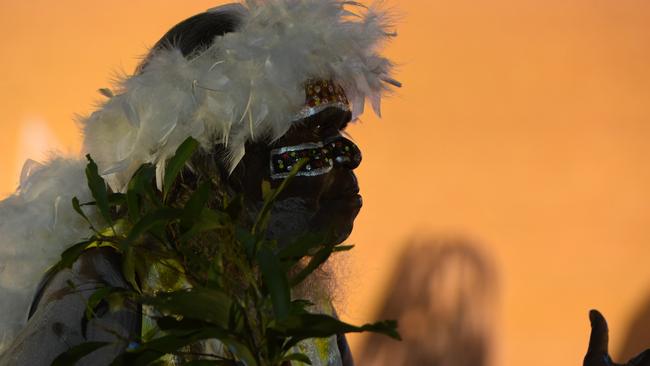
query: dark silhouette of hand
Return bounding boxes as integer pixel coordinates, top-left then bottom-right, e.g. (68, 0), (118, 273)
(584, 310), (650, 366)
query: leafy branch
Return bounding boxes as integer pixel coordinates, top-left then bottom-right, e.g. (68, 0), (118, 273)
(52, 137), (400, 366)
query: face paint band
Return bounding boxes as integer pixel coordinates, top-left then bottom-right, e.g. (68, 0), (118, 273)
(269, 136), (360, 180)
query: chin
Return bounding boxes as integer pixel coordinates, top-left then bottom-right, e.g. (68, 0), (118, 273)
(312, 193), (362, 245)
(263, 191), (362, 247)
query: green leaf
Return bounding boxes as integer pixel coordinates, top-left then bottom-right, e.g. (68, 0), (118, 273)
(122, 246), (140, 293)
(183, 361), (238, 366)
(252, 158), (309, 235)
(257, 247), (291, 320)
(115, 332), (201, 366)
(271, 314), (401, 350)
(80, 194), (127, 209)
(207, 258), (224, 289)
(126, 164), (157, 222)
(281, 353), (312, 365)
(142, 288), (232, 328)
(156, 317), (258, 364)
(156, 317), (210, 332)
(227, 302), (244, 333)
(105, 291), (132, 313)
(261, 180), (272, 201)
(52, 341), (110, 366)
(332, 245), (355, 253)
(224, 338), (258, 366)
(85, 155), (112, 227)
(278, 232), (329, 260)
(225, 194), (244, 220)
(163, 137), (199, 202)
(290, 245), (335, 287)
(126, 185), (141, 223)
(72, 197), (97, 232)
(236, 227), (258, 260)
(65, 280), (77, 291)
(290, 300), (315, 315)
(85, 286), (114, 319)
(180, 182), (211, 229)
(55, 240), (95, 270)
(109, 193), (127, 206)
(126, 208), (184, 244)
(116, 328), (256, 366)
(179, 208), (229, 243)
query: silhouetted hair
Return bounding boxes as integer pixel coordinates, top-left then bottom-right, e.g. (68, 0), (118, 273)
(137, 7), (243, 73)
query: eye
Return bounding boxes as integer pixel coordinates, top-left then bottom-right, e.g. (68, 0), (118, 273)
(302, 109), (352, 139)
(317, 122), (341, 138)
(339, 118), (349, 132)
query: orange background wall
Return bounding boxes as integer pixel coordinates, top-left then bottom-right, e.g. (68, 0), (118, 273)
(2, 1), (650, 365)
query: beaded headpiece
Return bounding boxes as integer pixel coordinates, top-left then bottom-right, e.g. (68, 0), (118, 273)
(295, 79), (350, 120)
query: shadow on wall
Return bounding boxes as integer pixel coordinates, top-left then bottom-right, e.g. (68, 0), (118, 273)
(358, 237), (498, 366)
(618, 290), (650, 361)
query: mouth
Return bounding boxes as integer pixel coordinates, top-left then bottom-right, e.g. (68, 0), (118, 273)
(307, 183), (362, 245)
(337, 193), (362, 209)
(319, 186), (362, 209)
(318, 190), (362, 218)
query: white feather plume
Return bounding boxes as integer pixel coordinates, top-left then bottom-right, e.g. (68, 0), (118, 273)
(0, 158), (99, 352)
(83, 0), (398, 192)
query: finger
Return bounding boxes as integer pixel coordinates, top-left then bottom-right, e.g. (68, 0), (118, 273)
(588, 309), (610, 356)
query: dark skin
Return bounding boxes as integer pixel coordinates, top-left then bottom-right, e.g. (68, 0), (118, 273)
(230, 107), (362, 246)
(585, 310), (650, 366)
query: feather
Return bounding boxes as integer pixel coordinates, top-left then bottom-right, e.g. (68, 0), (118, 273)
(81, 0), (399, 192)
(0, 158), (99, 353)
(121, 98), (141, 128)
(18, 159), (44, 191)
(98, 88), (115, 98)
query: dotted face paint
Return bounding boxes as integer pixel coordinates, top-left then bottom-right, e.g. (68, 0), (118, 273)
(269, 135), (361, 180)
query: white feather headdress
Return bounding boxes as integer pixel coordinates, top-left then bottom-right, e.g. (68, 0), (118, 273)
(0, 0), (398, 353)
(84, 0), (398, 192)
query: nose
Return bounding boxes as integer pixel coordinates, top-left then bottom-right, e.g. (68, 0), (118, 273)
(329, 136), (362, 170)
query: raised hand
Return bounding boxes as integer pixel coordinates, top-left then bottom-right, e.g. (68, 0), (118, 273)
(584, 309), (650, 366)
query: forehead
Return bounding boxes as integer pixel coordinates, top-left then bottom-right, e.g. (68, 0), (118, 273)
(298, 107), (353, 131)
(277, 107), (352, 145)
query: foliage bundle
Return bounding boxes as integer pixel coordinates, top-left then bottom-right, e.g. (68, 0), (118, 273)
(50, 137), (399, 366)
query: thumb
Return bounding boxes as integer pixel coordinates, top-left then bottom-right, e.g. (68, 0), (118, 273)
(588, 309), (609, 355)
(585, 309), (610, 365)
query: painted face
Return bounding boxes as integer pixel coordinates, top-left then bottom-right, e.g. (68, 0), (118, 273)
(229, 107), (362, 245)
(268, 134), (361, 180)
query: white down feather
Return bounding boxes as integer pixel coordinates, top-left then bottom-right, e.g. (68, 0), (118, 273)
(0, 158), (99, 352)
(83, 0), (398, 192)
